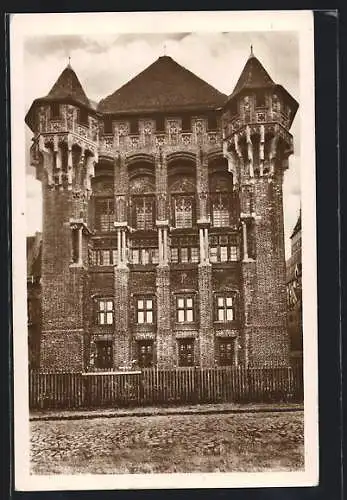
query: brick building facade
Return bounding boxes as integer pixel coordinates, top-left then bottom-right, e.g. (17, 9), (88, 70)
(27, 232), (42, 369)
(26, 50), (298, 371)
(286, 213), (303, 362)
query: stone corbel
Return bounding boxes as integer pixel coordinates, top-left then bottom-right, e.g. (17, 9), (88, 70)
(38, 135), (54, 187)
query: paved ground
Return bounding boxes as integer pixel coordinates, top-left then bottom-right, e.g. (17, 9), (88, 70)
(30, 410), (304, 474)
(30, 402), (303, 421)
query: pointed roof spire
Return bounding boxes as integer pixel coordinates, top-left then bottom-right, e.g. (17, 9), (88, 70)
(229, 52), (275, 99)
(44, 63), (91, 107)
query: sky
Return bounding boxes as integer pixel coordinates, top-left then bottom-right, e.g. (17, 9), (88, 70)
(24, 30), (301, 258)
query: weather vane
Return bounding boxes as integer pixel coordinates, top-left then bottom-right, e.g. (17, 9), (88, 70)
(163, 43), (167, 56)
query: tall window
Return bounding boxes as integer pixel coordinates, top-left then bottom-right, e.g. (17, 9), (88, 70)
(178, 339), (194, 366)
(133, 196), (155, 230)
(137, 341), (154, 367)
(95, 340), (113, 369)
(95, 198), (115, 232)
(215, 295), (235, 322)
(173, 195), (194, 228)
(211, 193), (230, 227)
(136, 297), (154, 324)
(176, 295), (195, 323)
(218, 339), (235, 366)
(97, 299), (114, 325)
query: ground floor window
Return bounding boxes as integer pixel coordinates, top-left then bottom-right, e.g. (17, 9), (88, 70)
(95, 340), (113, 369)
(178, 339), (194, 366)
(137, 340), (154, 367)
(218, 339), (235, 366)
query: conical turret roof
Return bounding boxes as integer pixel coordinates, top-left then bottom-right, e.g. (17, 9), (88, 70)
(25, 63), (95, 130)
(229, 52), (276, 99)
(43, 64), (91, 107)
(98, 55), (227, 115)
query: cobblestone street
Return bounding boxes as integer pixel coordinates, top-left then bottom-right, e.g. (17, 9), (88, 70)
(30, 410), (304, 474)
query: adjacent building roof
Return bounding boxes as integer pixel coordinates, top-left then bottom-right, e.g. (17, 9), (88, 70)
(27, 232), (42, 278)
(98, 55), (227, 115)
(290, 211), (302, 239)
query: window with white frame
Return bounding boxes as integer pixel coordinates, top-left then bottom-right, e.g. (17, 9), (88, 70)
(136, 297), (154, 324)
(97, 299), (114, 325)
(215, 295), (236, 322)
(176, 295), (195, 323)
(209, 234), (240, 263)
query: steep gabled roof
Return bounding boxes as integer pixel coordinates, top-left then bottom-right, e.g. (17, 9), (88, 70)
(98, 55), (227, 114)
(229, 53), (276, 99)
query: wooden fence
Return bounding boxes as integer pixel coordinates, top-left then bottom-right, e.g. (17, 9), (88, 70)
(29, 363), (303, 410)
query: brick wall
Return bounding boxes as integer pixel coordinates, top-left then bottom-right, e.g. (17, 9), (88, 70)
(241, 176), (289, 365)
(40, 184), (85, 370)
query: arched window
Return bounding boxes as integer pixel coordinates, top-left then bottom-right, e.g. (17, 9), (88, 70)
(209, 172), (233, 227)
(129, 170), (155, 231)
(169, 173), (196, 229)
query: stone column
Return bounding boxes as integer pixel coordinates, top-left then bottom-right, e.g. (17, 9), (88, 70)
(155, 149), (172, 366)
(113, 153), (130, 368)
